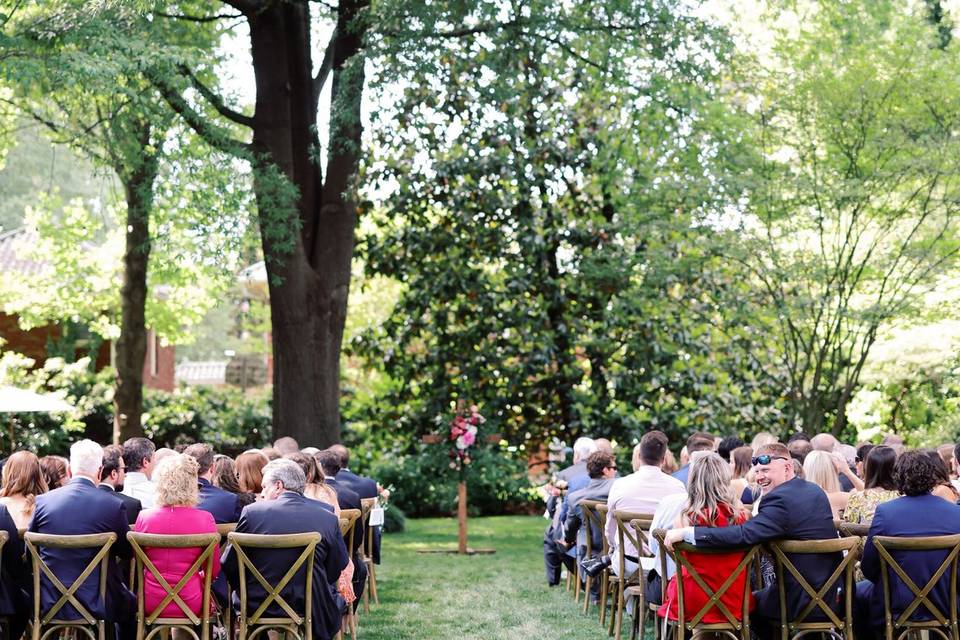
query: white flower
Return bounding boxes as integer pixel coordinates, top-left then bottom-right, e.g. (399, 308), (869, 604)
(467, 425), (478, 436)
(456, 435), (468, 449)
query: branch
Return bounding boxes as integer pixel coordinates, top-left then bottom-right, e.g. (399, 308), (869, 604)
(178, 64), (254, 128)
(150, 75), (252, 158)
(313, 29), (337, 113)
(154, 11), (241, 23)
(220, 0), (262, 15)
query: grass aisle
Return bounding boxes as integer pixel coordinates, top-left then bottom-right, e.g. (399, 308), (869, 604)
(358, 515), (611, 640)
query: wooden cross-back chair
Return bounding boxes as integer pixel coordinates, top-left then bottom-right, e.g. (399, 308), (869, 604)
(25, 531), (117, 640)
(652, 528), (758, 640)
(623, 518), (661, 640)
(609, 511), (654, 640)
(837, 522), (870, 539)
(596, 503), (612, 626)
(578, 499), (606, 616)
(127, 532), (220, 640)
(337, 508), (362, 638)
(873, 534), (960, 640)
(228, 531), (321, 640)
(359, 497), (378, 613)
(769, 536), (861, 640)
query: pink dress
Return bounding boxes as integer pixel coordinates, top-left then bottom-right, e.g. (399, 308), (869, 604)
(135, 506), (221, 617)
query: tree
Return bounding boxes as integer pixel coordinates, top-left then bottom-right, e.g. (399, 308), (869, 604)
(736, 2), (960, 434)
(0, 1), (247, 440)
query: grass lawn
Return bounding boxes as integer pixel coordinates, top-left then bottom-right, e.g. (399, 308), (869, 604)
(357, 515), (628, 640)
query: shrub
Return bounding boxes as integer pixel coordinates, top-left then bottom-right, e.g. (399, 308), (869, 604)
(382, 504), (406, 533)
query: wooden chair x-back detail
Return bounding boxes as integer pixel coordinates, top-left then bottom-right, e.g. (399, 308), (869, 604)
(610, 512), (654, 640)
(127, 532), (220, 640)
(769, 536), (861, 640)
(25, 531), (117, 640)
(578, 499), (605, 616)
(874, 534), (960, 640)
(229, 531), (321, 640)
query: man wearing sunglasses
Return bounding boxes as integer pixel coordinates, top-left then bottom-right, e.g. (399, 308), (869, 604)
(663, 442), (840, 637)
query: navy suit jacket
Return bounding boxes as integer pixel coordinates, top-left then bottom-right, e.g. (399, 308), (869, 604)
(336, 469), (381, 563)
(861, 494), (960, 622)
(198, 477), (241, 523)
(98, 483), (142, 525)
(223, 491), (349, 640)
(29, 477), (134, 621)
(694, 477), (840, 622)
(324, 478), (362, 554)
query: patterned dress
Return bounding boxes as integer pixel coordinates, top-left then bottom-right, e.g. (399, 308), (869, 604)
(842, 488), (899, 524)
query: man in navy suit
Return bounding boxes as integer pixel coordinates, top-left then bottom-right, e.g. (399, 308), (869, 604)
(98, 444), (142, 525)
(184, 443), (242, 523)
(316, 450), (362, 547)
(29, 440), (136, 639)
(855, 450), (960, 640)
(329, 444), (381, 563)
(664, 442), (840, 636)
(223, 459), (349, 640)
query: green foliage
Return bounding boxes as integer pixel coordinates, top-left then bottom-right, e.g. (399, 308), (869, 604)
(381, 504), (406, 534)
(372, 444), (535, 517)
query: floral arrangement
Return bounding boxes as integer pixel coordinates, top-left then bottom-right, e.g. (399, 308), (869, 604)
(448, 403), (485, 473)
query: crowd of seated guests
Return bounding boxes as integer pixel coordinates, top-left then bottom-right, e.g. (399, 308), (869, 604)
(546, 429), (960, 640)
(0, 435), (385, 640)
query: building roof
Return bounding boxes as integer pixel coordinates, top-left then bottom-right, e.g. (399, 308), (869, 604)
(0, 228), (45, 276)
(174, 360), (227, 386)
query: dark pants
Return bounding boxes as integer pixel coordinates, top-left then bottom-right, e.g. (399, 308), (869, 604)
(543, 537), (575, 586)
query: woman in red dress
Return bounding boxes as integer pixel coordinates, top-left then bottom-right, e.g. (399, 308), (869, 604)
(658, 452), (755, 625)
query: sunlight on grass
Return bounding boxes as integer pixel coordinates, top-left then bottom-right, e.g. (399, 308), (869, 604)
(357, 515), (623, 640)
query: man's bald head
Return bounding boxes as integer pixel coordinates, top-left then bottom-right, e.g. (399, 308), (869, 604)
(594, 438), (613, 455)
(329, 444), (349, 468)
(810, 433), (837, 452)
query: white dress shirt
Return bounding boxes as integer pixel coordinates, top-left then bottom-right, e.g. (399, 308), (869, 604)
(121, 471), (156, 508)
(604, 465), (686, 560)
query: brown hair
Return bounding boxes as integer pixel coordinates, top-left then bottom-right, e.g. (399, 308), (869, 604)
(39, 455), (68, 490)
(639, 430), (669, 466)
(284, 452), (320, 484)
(731, 446), (753, 480)
(586, 451), (615, 479)
(236, 451), (268, 493)
(212, 454), (242, 494)
(2, 451), (48, 509)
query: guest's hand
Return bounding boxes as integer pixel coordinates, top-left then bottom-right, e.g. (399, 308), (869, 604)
(663, 528), (685, 551)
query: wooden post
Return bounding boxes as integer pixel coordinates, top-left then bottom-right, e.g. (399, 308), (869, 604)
(457, 480), (468, 554)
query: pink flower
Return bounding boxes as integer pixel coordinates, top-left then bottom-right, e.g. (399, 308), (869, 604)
(462, 431), (476, 447)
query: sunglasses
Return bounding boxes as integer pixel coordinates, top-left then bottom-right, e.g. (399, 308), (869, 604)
(751, 455), (788, 466)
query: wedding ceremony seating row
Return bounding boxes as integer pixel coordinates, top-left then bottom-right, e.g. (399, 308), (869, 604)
(0, 503), (374, 640)
(561, 506), (960, 640)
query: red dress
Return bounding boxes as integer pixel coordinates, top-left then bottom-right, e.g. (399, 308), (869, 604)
(658, 503), (755, 623)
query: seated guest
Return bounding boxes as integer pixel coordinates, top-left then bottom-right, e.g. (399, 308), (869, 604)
(329, 443), (382, 564)
(605, 430), (685, 577)
(212, 454), (256, 509)
(926, 449), (960, 503)
(223, 459), (348, 640)
(663, 442), (839, 638)
(135, 454), (220, 617)
(285, 452), (337, 508)
(122, 437), (157, 508)
(29, 440), (135, 638)
(803, 451), (853, 519)
(672, 432), (715, 485)
(938, 444), (955, 479)
(1, 450), (48, 529)
(39, 454), (69, 491)
(811, 432), (858, 491)
(152, 447), (177, 468)
(660, 449), (679, 475)
(843, 445), (898, 524)
(99, 444), (142, 525)
(788, 438), (813, 464)
(856, 450), (960, 640)
(561, 451), (618, 553)
(315, 450), (362, 529)
(0, 501), (27, 639)
(184, 444), (242, 523)
(729, 446), (753, 499)
(236, 451), (268, 499)
(659, 453), (753, 623)
(273, 436), (300, 456)
(717, 436), (745, 463)
(855, 443), (876, 478)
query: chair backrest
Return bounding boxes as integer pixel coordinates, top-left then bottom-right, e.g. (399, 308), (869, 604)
(227, 531), (321, 632)
(339, 508), (361, 554)
(596, 504), (610, 555)
(769, 536), (861, 632)
(360, 498), (376, 558)
(579, 499), (605, 558)
(873, 534), (960, 632)
(127, 531), (220, 626)
(217, 523), (237, 539)
(653, 528), (758, 631)
(613, 510), (653, 580)
(24, 531), (117, 625)
(634, 520), (667, 603)
(837, 522), (869, 538)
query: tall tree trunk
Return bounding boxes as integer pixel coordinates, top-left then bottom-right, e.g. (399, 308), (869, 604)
(248, 0), (365, 448)
(113, 123), (157, 443)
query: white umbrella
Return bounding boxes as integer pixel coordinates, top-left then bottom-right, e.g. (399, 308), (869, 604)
(0, 386), (73, 413)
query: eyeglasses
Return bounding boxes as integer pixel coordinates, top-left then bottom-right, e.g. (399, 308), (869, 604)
(751, 455), (788, 466)
(607, 465), (617, 470)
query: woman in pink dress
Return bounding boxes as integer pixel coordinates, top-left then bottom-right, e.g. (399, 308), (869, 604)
(135, 453), (220, 617)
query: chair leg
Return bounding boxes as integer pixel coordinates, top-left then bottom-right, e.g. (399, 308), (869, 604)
(565, 569), (572, 591)
(574, 566), (582, 603)
(608, 581), (621, 637)
(583, 575), (593, 615)
(599, 574), (609, 625)
(613, 583), (626, 640)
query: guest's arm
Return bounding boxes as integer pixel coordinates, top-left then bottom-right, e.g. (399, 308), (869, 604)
(324, 527), (349, 584)
(693, 490), (790, 548)
(111, 503), (132, 561)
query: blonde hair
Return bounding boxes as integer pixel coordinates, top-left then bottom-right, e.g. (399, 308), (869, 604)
(803, 451), (840, 493)
(683, 452), (739, 525)
(154, 454), (200, 507)
(750, 432), (778, 453)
